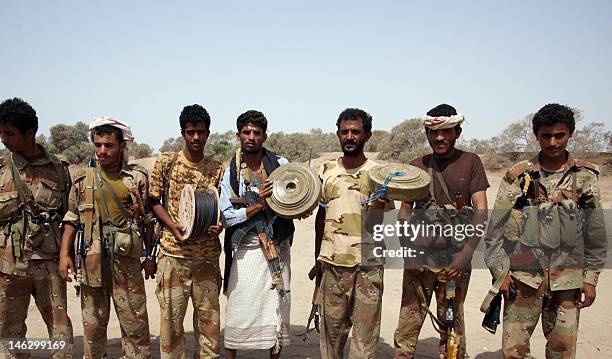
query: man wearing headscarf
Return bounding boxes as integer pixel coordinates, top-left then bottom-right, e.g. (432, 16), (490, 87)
(59, 117), (155, 358)
(393, 104), (489, 358)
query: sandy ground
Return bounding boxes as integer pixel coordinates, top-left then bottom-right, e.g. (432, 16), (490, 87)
(20, 156), (612, 359)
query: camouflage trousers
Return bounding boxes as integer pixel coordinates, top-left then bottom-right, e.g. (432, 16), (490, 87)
(0, 259), (74, 359)
(319, 263), (384, 359)
(394, 269), (470, 359)
(80, 256), (150, 359)
(155, 254), (221, 359)
(502, 275), (580, 359)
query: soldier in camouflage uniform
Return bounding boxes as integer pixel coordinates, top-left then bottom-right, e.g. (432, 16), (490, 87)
(0, 98), (74, 359)
(314, 108), (391, 359)
(149, 105), (224, 359)
(59, 118), (155, 359)
(485, 103), (607, 359)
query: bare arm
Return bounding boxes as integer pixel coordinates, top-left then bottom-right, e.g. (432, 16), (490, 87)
(59, 223), (77, 281)
(152, 199), (183, 240)
(314, 206), (326, 261)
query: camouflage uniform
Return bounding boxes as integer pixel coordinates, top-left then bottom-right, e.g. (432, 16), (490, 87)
(317, 158), (390, 359)
(149, 151), (224, 359)
(0, 147), (74, 358)
(394, 270), (470, 358)
(63, 161), (152, 359)
(485, 154), (607, 359)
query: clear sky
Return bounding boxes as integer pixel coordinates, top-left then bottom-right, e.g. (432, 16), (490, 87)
(1, 0), (611, 150)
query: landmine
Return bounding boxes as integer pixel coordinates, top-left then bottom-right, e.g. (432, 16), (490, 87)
(367, 163), (431, 202)
(266, 162), (321, 219)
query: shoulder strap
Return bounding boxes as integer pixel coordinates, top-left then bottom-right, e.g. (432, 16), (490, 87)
(428, 156), (453, 205)
(162, 152), (179, 209)
(94, 169), (131, 229)
(229, 152), (240, 196)
(83, 166), (95, 246)
(7, 155), (32, 209)
(49, 155), (68, 214)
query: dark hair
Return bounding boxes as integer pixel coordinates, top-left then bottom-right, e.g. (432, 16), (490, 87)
(0, 97), (38, 135)
(426, 104), (457, 117)
(180, 104), (211, 131)
(532, 103), (575, 135)
(336, 108), (372, 133)
(425, 104), (461, 133)
(236, 110), (268, 133)
(91, 124), (124, 143)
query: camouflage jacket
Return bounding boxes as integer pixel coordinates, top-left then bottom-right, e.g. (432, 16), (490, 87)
(0, 146), (71, 276)
(149, 151), (224, 259)
(63, 161), (152, 287)
(485, 153), (606, 290)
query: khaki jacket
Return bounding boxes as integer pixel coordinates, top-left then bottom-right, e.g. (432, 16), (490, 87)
(0, 146), (70, 276)
(63, 161), (152, 287)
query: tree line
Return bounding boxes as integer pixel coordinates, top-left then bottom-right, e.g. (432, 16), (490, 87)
(4, 113), (609, 169)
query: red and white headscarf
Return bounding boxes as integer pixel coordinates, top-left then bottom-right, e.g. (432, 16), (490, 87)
(422, 113), (465, 130)
(89, 116), (134, 162)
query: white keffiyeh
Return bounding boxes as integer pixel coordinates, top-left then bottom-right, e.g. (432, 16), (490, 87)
(422, 114), (465, 130)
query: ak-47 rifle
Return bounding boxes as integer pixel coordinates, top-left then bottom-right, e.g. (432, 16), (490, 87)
(244, 179), (286, 296)
(75, 156), (96, 296)
(74, 223), (86, 296)
(301, 264), (321, 341)
(444, 280), (461, 359)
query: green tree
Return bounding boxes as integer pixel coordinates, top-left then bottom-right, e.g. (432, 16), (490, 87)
(204, 131), (238, 162)
(62, 142), (94, 164)
(129, 142), (154, 159)
(49, 122), (89, 153)
(159, 136), (185, 153)
(378, 119), (429, 163)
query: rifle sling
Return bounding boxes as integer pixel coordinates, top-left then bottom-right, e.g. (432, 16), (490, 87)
(428, 156), (454, 205)
(414, 279), (446, 335)
(83, 166), (95, 250)
(480, 255), (510, 314)
(94, 169), (130, 224)
(162, 152), (179, 209)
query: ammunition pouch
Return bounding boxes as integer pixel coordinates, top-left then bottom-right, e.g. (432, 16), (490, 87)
(28, 211), (63, 254)
(414, 200), (475, 249)
(104, 223), (143, 260)
(0, 191), (19, 222)
(517, 200), (580, 251)
(2, 220), (25, 257)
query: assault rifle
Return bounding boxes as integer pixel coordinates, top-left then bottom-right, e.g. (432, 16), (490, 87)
(244, 179), (286, 296)
(300, 264), (321, 341)
(74, 223), (86, 296)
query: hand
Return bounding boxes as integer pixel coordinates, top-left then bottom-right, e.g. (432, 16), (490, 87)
(208, 222), (223, 236)
(258, 180), (273, 205)
(142, 258), (157, 280)
(59, 255), (75, 282)
(445, 248), (474, 281)
(499, 275), (515, 300)
(169, 221), (185, 241)
(578, 283), (596, 309)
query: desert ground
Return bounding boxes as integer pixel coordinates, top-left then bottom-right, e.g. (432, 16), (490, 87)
(20, 154), (612, 358)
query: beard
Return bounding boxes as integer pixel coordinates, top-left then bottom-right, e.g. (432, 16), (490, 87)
(241, 143), (262, 155)
(342, 140), (365, 157)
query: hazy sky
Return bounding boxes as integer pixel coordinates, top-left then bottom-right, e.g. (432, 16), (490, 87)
(2, 0), (611, 150)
